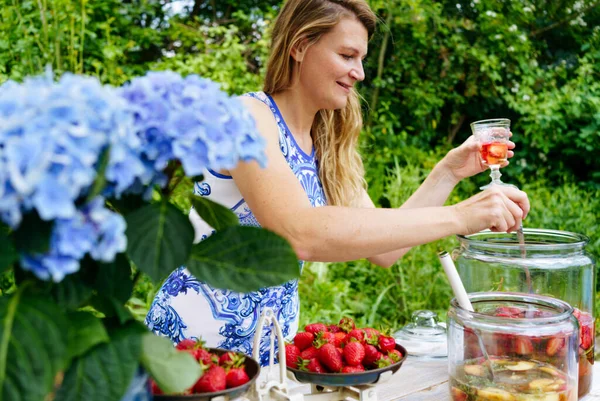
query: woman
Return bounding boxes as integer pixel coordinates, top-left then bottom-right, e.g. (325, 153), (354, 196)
(146, 0), (529, 365)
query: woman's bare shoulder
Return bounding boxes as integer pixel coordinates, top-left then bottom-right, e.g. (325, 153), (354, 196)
(238, 95), (279, 141)
(238, 95), (270, 117)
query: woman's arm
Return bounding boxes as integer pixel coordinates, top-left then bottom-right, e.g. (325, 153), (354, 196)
(365, 135), (518, 267)
(232, 97), (529, 263)
(361, 163), (467, 267)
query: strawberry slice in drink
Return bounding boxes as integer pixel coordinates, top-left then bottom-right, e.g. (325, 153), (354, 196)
(481, 142), (508, 165)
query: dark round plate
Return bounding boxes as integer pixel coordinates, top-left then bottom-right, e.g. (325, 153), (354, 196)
(286, 344), (407, 387)
(154, 348), (260, 401)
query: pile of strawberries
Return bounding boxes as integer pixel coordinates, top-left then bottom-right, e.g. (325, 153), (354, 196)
(151, 339), (251, 395)
(285, 317), (403, 374)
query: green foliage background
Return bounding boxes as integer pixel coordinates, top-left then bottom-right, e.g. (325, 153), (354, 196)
(1, 0), (598, 338)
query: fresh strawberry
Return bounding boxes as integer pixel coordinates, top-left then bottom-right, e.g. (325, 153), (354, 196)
(515, 337), (533, 355)
(387, 349), (403, 362)
(195, 348), (215, 366)
(307, 358), (326, 373)
(546, 337), (565, 356)
(226, 367), (249, 388)
(150, 379), (163, 395)
(317, 343), (343, 372)
(176, 338), (198, 350)
(362, 344), (382, 367)
(347, 329), (364, 343)
(364, 328), (380, 338)
(343, 341), (365, 366)
(327, 324), (342, 333)
(333, 332), (347, 347)
(341, 365), (365, 373)
(314, 331), (335, 348)
(301, 346), (319, 360)
(293, 332), (315, 351)
(194, 365), (227, 393)
(218, 352), (235, 366)
(377, 335), (396, 352)
(338, 317), (356, 333)
(364, 330), (380, 346)
(376, 355), (394, 368)
(305, 323), (328, 335)
(451, 386), (468, 401)
(285, 344), (301, 369)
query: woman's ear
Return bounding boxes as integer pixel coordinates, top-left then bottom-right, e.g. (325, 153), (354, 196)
(291, 38), (309, 62)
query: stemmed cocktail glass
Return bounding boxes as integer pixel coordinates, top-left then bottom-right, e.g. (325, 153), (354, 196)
(471, 118), (511, 190)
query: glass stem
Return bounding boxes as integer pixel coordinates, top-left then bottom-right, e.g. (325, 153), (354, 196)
(489, 165), (502, 185)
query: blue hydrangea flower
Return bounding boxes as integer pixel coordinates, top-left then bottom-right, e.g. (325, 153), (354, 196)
(20, 197), (127, 282)
(0, 72), (128, 228)
(118, 71), (266, 182)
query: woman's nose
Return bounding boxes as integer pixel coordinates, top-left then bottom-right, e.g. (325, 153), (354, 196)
(350, 61), (365, 82)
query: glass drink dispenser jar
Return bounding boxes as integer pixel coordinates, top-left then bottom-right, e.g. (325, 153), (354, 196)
(453, 229), (596, 398)
(448, 292), (580, 401)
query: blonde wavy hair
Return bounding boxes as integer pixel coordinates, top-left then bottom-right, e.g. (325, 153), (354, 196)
(263, 0), (376, 207)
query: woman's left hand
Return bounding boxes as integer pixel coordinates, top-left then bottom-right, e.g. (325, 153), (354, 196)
(440, 134), (515, 183)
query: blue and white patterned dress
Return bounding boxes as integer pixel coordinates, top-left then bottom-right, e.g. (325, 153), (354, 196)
(145, 92), (327, 365)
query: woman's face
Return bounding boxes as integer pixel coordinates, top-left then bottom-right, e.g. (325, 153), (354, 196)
(297, 16), (368, 111)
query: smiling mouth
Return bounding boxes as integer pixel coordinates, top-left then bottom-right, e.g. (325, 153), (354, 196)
(337, 82), (351, 91)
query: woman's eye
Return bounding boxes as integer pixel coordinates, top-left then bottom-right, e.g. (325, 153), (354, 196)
(341, 54), (353, 60)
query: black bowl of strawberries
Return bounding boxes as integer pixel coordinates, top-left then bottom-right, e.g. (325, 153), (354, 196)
(152, 340), (260, 400)
(285, 318), (407, 387)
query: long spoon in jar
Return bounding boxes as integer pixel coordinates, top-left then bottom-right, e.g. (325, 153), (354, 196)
(439, 251), (497, 381)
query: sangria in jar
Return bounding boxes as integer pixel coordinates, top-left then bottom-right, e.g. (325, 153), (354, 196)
(448, 292), (579, 401)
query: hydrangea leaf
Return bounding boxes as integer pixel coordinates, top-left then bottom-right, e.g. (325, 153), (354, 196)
(55, 321), (146, 401)
(12, 212), (53, 255)
(140, 333), (202, 394)
(66, 312), (109, 361)
(187, 226), (299, 293)
(0, 290), (69, 401)
(94, 253), (133, 304)
(125, 202), (194, 283)
(190, 194), (239, 231)
(50, 269), (95, 310)
(0, 226), (17, 274)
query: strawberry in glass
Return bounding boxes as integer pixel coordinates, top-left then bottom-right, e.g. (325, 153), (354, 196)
(480, 142), (508, 166)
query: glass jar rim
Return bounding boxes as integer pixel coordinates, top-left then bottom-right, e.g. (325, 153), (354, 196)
(451, 291), (574, 325)
(470, 118), (511, 129)
(457, 228), (589, 251)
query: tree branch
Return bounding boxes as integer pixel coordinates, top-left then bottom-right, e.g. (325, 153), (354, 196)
(367, 9), (393, 128)
(447, 114), (466, 145)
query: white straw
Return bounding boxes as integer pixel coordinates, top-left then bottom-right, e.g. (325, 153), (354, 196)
(438, 251), (474, 312)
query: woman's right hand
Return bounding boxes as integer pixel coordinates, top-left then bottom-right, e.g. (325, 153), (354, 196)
(453, 186), (530, 235)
